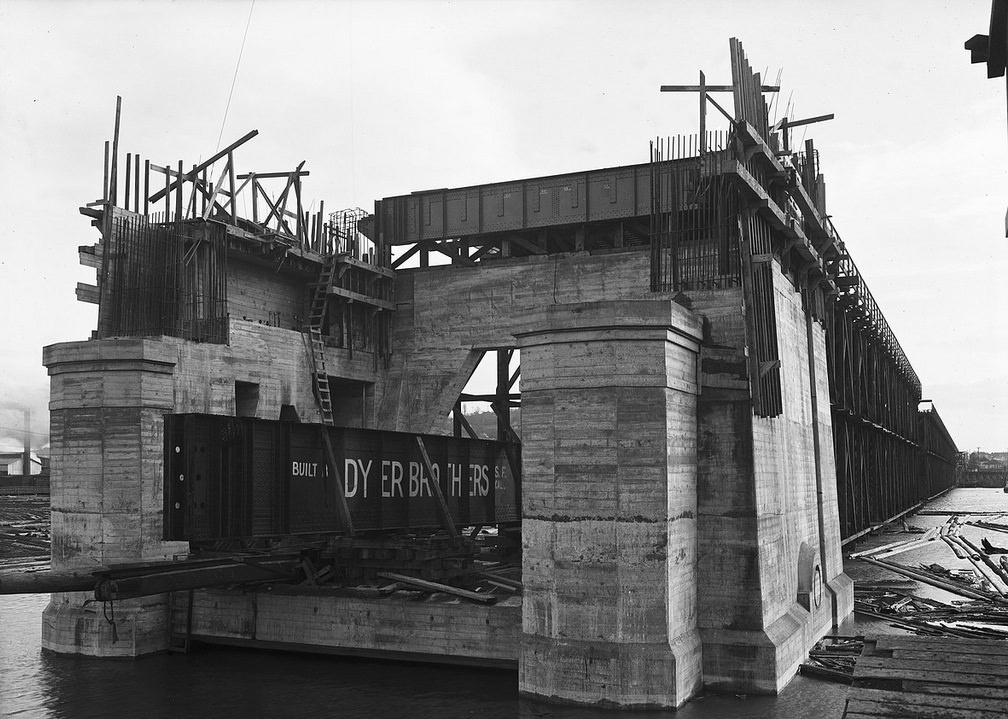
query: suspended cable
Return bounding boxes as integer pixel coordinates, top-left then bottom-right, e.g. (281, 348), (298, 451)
(215, 0), (256, 155)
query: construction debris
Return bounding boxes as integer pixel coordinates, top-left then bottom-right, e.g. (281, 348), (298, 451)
(846, 515), (1008, 646)
(800, 637), (864, 684)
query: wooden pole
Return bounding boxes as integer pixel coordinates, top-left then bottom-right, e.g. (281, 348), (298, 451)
(699, 70), (707, 154)
(414, 436), (459, 541)
(109, 96), (121, 206)
(227, 151), (237, 224)
(103, 140), (110, 202)
(175, 160), (183, 221)
(134, 154), (140, 214)
(124, 152), (132, 211)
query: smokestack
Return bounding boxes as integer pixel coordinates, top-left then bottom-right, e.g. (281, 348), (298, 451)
(22, 408), (30, 479)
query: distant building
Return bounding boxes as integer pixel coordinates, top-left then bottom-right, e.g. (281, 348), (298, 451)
(0, 451), (44, 476)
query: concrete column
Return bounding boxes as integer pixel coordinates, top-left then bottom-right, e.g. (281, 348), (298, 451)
(42, 338), (183, 657)
(517, 300), (704, 709)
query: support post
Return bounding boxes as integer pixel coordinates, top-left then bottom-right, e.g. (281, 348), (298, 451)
(414, 436), (459, 542)
(699, 70), (707, 153)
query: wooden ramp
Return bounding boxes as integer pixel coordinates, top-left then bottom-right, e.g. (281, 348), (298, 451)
(843, 635), (1008, 718)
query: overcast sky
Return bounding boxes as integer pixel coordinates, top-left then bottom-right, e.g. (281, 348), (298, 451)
(0, 0), (1005, 451)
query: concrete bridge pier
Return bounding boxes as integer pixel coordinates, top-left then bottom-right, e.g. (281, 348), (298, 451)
(41, 340), (185, 657)
(517, 300), (705, 709)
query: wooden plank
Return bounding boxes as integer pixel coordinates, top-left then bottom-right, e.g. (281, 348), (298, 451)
(846, 696), (1005, 718)
(848, 687), (1008, 714)
(79, 245), (101, 269)
(148, 129), (258, 203)
(848, 528), (938, 558)
(327, 285), (395, 311)
(733, 121), (787, 173)
(660, 83), (780, 92)
(377, 571), (494, 604)
(201, 159), (232, 221)
(783, 112), (835, 130)
(788, 172), (831, 241)
(479, 571), (521, 590)
(75, 283), (100, 304)
(902, 679), (1008, 700)
(858, 653), (1008, 679)
(891, 647), (1008, 662)
(335, 254), (395, 277)
(854, 656), (1008, 686)
(871, 530), (941, 559)
(874, 636), (1008, 655)
(236, 170), (309, 180)
(261, 162), (304, 232)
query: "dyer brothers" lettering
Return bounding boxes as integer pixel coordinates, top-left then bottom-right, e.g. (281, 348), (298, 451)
(290, 458), (499, 498)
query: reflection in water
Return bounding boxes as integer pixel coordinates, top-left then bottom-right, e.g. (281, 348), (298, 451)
(1, 592), (847, 719)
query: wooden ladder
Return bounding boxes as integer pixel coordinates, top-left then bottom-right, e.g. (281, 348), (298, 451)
(306, 328), (334, 426)
(302, 253), (354, 536)
(305, 253), (337, 425)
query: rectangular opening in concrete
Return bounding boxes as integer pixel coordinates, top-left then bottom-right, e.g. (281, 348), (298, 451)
(328, 378), (371, 427)
(235, 381), (260, 417)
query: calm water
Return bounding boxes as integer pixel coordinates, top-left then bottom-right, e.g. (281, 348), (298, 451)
(36, 489), (1008, 718)
(0, 595), (848, 719)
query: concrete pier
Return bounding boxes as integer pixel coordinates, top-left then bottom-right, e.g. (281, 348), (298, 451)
(43, 339), (181, 656)
(517, 300), (704, 708)
(691, 266), (853, 692)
